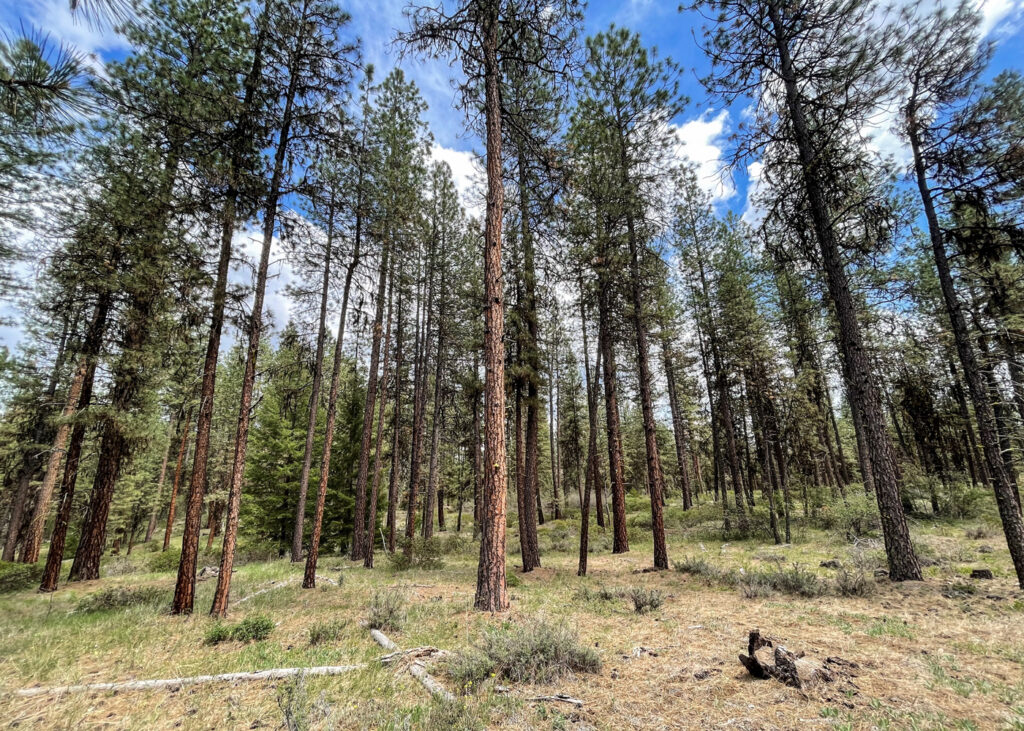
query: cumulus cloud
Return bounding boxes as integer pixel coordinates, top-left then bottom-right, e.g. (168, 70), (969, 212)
(671, 109), (733, 202)
(431, 143), (483, 218)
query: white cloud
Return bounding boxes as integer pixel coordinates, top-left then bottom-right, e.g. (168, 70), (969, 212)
(671, 109), (733, 202)
(977, 0), (1024, 36)
(430, 143), (483, 218)
(740, 160), (765, 226)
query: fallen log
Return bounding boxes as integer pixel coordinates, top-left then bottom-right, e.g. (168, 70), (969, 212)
(528, 693), (584, 708)
(17, 664), (365, 697)
(369, 628), (454, 701)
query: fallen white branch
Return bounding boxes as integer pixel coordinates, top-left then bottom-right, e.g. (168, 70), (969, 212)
(17, 664), (365, 697)
(369, 628), (454, 702)
(528, 694), (584, 708)
(234, 575), (338, 606)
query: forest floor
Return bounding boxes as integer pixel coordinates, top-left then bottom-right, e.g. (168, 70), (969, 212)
(1, 497), (1023, 730)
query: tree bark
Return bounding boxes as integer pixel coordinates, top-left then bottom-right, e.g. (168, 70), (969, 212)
(597, 286), (628, 553)
(769, 1), (919, 580)
(365, 267), (394, 569)
(162, 408), (192, 551)
(352, 242), (390, 560)
(474, 1), (509, 612)
(39, 293), (110, 591)
(291, 202), (335, 561)
(908, 102), (1024, 586)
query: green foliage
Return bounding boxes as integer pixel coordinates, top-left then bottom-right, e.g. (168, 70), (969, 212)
(0, 561), (41, 593)
(386, 537), (449, 571)
(738, 564), (825, 599)
(673, 555), (724, 581)
(147, 549), (181, 573)
(627, 587), (664, 614)
(835, 568), (875, 597)
(367, 589), (406, 632)
(813, 494), (881, 539)
(205, 614), (275, 645)
(307, 619), (347, 646)
(76, 586), (166, 612)
(938, 484), (987, 520)
(445, 619), (600, 691)
(232, 614), (275, 642)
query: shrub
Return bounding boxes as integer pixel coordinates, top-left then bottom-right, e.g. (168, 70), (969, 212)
(205, 614), (275, 645)
(834, 568), (875, 597)
(76, 586), (166, 612)
(204, 622), (233, 645)
(103, 556), (140, 577)
(673, 555), (722, 581)
(815, 494), (880, 540)
(938, 483), (986, 520)
(445, 619), (600, 691)
(308, 620), (347, 646)
(232, 614), (275, 642)
(367, 589), (406, 632)
(0, 561), (41, 593)
(505, 571), (522, 588)
(739, 564), (825, 599)
(146, 549), (181, 573)
(386, 538), (445, 571)
(965, 525), (994, 540)
(627, 587), (663, 614)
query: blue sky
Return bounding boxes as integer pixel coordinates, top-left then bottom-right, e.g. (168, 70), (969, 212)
(2, 0), (1023, 352)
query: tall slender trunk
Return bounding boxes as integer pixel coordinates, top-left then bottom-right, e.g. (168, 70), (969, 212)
(769, 1), (919, 580)
(19, 347), (90, 563)
(163, 409), (193, 550)
(211, 33), (303, 614)
(474, 2), (509, 611)
(662, 336), (693, 510)
(353, 242), (390, 560)
(143, 419), (175, 545)
(405, 236), (435, 551)
(908, 102), (1024, 586)
(302, 225), (360, 588)
(597, 286), (628, 553)
(470, 354), (482, 540)
(38, 293), (110, 591)
(172, 17), (266, 613)
(623, 201), (668, 569)
(422, 251), (446, 541)
(365, 268), (394, 568)
(291, 203), (335, 561)
(549, 337), (562, 520)
(386, 291), (404, 553)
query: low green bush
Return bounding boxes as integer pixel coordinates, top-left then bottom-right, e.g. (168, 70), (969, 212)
(76, 586), (166, 612)
(367, 589), (406, 632)
(386, 538), (446, 571)
(205, 614), (275, 645)
(146, 549), (181, 573)
(445, 619), (600, 691)
(0, 561), (41, 593)
(627, 587), (664, 614)
(738, 564), (825, 599)
(308, 619), (347, 646)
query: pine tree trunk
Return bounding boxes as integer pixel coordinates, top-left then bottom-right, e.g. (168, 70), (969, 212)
(662, 337), (693, 510)
(211, 49), (301, 615)
(163, 409), (192, 551)
(474, 1), (509, 612)
(422, 254), (446, 542)
(597, 288), (628, 553)
(39, 294), (110, 591)
(143, 419), (175, 545)
(18, 363), (86, 564)
(353, 244), (391, 560)
(909, 108), (1024, 586)
(301, 241), (359, 588)
(386, 292), (404, 553)
(769, 2), (919, 580)
(291, 205), (335, 562)
(365, 269), (395, 569)
(623, 204), (668, 569)
(405, 238), (435, 552)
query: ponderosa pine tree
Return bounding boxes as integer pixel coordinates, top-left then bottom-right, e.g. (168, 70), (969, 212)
(694, 0), (921, 580)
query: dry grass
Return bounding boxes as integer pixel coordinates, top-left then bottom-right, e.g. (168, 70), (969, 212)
(1, 506), (1022, 729)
